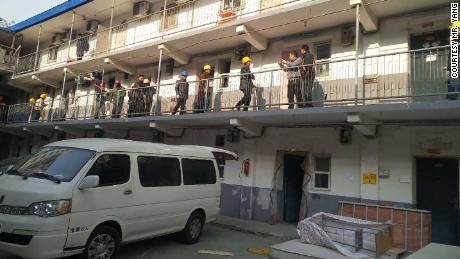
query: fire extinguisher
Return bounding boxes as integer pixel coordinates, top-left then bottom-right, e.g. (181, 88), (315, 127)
(242, 159), (250, 177)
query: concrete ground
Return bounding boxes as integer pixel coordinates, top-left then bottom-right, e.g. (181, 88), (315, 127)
(0, 224), (283, 259)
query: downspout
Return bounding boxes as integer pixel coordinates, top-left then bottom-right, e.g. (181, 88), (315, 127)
(154, 47), (163, 115)
(354, 3), (360, 106)
(107, 0), (115, 54)
(67, 11), (76, 61)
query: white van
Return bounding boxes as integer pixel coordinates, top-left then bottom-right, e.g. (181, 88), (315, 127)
(0, 138), (237, 259)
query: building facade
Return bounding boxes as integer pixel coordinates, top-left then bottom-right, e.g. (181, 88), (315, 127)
(0, 0), (458, 247)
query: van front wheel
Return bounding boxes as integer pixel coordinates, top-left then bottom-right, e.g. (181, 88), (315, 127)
(180, 212), (204, 244)
(84, 226), (121, 259)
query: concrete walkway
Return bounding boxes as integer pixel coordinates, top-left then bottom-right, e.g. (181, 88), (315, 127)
(211, 216), (299, 241)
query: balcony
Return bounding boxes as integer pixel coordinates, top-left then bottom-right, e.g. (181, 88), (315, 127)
(0, 44), (16, 74)
(13, 0), (310, 76)
(1, 46), (458, 132)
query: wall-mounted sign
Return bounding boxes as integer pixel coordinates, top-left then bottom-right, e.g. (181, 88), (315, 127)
(363, 77), (378, 84)
(362, 172), (377, 184)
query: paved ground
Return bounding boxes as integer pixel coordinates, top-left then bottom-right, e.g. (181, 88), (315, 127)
(0, 225), (282, 259)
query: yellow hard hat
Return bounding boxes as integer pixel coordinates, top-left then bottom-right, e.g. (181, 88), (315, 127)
(29, 98), (36, 103)
(203, 64), (212, 70)
(143, 78), (150, 84)
(40, 93), (47, 99)
(242, 56), (251, 64)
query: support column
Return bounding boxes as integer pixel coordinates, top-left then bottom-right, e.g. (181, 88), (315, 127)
(351, 1), (360, 106)
(154, 47), (163, 115)
(161, 0), (167, 35)
(34, 25), (42, 71)
(58, 68), (68, 120)
(67, 12), (76, 61)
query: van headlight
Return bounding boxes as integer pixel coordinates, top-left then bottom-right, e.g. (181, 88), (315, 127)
(26, 200), (72, 217)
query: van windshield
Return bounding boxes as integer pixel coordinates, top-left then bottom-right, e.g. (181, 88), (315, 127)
(8, 147), (95, 182)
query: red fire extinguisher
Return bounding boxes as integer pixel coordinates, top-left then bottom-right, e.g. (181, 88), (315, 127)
(242, 159), (250, 177)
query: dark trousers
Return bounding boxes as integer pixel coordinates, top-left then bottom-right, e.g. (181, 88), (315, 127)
(32, 110), (40, 121)
(195, 90), (206, 113)
(173, 98), (187, 115)
(95, 95), (106, 118)
(287, 77), (303, 109)
(236, 89), (252, 111)
(112, 99), (124, 118)
(302, 71), (314, 107)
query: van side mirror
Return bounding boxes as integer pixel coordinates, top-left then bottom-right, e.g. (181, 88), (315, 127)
(78, 175), (100, 190)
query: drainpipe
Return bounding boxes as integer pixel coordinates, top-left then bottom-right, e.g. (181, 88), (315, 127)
(67, 12), (76, 61)
(107, 0), (115, 54)
(154, 47), (163, 115)
(59, 68), (68, 120)
(354, 3), (360, 106)
(33, 25), (42, 71)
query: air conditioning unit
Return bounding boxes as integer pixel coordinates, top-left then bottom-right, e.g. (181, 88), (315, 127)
(51, 33), (63, 45)
(62, 29), (76, 41)
(87, 20), (100, 32)
(341, 26), (354, 46)
(133, 1), (151, 17)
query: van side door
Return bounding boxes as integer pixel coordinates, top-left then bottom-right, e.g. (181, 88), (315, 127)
(127, 155), (185, 239)
(65, 153), (134, 249)
(180, 158), (221, 223)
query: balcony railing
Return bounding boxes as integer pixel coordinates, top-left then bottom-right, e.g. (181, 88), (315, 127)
(14, 0), (303, 75)
(2, 46), (457, 124)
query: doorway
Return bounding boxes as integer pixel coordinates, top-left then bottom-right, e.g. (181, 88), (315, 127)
(416, 157), (459, 245)
(283, 154), (306, 222)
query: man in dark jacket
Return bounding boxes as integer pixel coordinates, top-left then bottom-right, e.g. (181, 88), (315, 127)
(110, 80), (126, 117)
(128, 75), (145, 117)
(236, 56), (255, 111)
(172, 71), (189, 115)
(301, 44), (315, 107)
(279, 51), (303, 109)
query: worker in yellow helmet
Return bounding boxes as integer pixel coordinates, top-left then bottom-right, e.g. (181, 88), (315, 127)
(235, 56), (255, 111)
(29, 97), (36, 103)
(196, 64), (213, 113)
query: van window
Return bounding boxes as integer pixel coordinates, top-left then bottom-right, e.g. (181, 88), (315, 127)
(182, 159), (216, 185)
(87, 154), (130, 187)
(137, 156), (181, 187)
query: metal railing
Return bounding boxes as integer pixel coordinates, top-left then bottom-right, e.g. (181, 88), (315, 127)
(14, 0), (304, 75)
(3, 46), (457, 124)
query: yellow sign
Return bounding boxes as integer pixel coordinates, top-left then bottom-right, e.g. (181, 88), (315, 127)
(362, 173), (377, 184)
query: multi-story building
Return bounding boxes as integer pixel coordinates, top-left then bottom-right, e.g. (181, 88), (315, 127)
(0, 0), (458, 247)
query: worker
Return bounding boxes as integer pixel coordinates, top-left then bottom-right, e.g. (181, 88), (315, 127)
(110, 80), (126, 118)
(279, 51), (304, 109)
(235, 56), (255, 111)
(300, 44), (315, 107)
(28, 98), (40, 122)
(128, 75), (145, 117)
(172, 71), (189, 115)
(195, 64), (213, 113)
(142, 78), (155, 115)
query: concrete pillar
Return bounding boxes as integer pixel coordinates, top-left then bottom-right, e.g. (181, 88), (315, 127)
(360, 136), (380, 201)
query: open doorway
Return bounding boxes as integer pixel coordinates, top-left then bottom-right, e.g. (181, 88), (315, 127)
(416, 157), (459, 245)
(283, 153), (307, 222)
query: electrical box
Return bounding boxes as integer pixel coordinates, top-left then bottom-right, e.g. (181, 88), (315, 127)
(133, 1), (151, 17)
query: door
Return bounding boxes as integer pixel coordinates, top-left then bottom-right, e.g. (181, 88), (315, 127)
(416, 158), (459, 245)
(410, 30), (449, 102)
(283, 154), (305, 222)
(65, 153), (133, 248)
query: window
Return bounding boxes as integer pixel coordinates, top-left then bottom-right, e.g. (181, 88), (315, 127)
(10, 147), (95, 182)
(137, 156), (181, 187)
(218, 59), (231, 88)
(87, 154), (130, 187)
(161, 3), (179, 31)
(182, 159), (216, 185)
(221, 0), (243, 11)
(315, 42), (331, 77)
(313, 155), (331, 190)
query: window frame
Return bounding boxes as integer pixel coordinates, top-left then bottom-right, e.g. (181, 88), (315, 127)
(181, 158), (218, 185)
(136, 155), (182, 187)
(85, 153), (131, 188)
(313, 41), (332, 79)
(312, 154), (331, 191)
